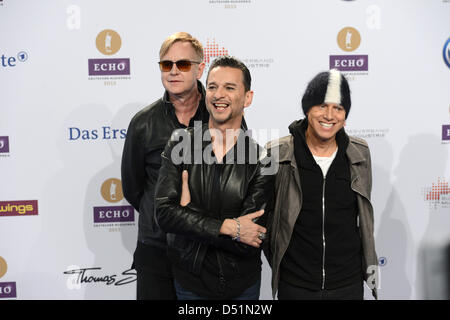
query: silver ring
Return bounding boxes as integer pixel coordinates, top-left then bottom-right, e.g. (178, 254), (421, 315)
(258, 232), (266, 240)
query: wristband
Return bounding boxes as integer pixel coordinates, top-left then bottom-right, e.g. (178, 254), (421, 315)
(232, 218), (240, 242)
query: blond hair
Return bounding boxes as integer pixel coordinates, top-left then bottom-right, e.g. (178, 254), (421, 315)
(159, 32), (203, 61)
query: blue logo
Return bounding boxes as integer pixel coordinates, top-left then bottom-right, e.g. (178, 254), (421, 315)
(68, 126), (127, 141)
(17, 51), (28, 62)
(378, 257), (387, 266)
(444, 38), (450, 68)
(1, 51), (29, 68)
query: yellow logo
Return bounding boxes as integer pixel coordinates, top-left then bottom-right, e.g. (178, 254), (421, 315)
(0, 200), (38, 216)
(100, 178), (124, 203)
(96, 29), (122, 55)
(337, 27), (361, 52)
(0, 257), (7, 279)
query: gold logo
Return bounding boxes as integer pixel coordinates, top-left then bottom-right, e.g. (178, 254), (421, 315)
(96, 29), (122, 55)
(0, 257), (7, 279)
(337, 27), (361, 52)
(101, 178), (124, 203)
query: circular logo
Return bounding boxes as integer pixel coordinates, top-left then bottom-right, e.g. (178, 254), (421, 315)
(101, 178), (124, 203)
(96, 29), (122, 55)
(17, 51), (28, 62)
(0, 256), (7, 278)
(443, 38), (450, 68)
(378, 256), (387, 267)
(337, 27), (361, 52)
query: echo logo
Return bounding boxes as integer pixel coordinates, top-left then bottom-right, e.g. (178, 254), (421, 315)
(93, 179), (134, 225)
(93, 206), (134, 223)
(331, 27), (369, 73)
(88, 30), (130, 76)
(0, 257), (17, 299)
(442, 125), (450, 141)
(330, 55), (368, 71)
(0, 282), (16, 298)
(0, 136), (9, 153)
(88, 58), (130, 76)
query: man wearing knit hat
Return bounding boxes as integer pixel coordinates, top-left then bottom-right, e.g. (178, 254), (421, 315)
(264, 69), (379, 300)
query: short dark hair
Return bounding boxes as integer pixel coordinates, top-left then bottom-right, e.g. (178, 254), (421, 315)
(207, 56), (251, 91)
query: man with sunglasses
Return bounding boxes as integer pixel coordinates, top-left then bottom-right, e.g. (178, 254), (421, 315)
(121, 32), (209, 300)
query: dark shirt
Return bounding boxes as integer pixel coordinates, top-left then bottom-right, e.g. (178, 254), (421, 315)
(280, 119), (363, 290)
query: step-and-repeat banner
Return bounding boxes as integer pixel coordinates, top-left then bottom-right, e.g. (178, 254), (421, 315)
(0, 0), (449, 300)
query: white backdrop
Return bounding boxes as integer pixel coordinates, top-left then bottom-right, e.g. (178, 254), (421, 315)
(0, 0), (449, 300)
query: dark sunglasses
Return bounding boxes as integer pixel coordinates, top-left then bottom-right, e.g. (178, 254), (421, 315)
(158, 60), (201, 72)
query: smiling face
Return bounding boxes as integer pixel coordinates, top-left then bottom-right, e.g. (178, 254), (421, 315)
(306, 102), (346, 143)
(160, 41), (205, 97)
(205, 66), (253, 129)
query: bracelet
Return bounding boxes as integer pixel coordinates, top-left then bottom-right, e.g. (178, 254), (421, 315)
(232, 218), (240, 242)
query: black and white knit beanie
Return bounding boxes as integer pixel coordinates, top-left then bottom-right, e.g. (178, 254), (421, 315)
(301, 69), (351, 119)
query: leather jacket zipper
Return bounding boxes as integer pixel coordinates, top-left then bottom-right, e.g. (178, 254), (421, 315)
(322, 177), (326, 290)
(216, 251), (226, 294)
(213, 163), (226, 294)
(192, 243), (201, 272)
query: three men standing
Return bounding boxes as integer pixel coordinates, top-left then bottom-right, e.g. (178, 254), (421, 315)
(121, 31), (378, 300)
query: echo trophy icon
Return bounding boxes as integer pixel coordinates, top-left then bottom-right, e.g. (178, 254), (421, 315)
(100, 178), (124, 203)
(96, 29), (122, 56)
(0, 257), (7, 279)
(337, 27), (361, 52)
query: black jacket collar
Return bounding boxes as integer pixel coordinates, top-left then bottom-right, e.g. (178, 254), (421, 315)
(289, 118), (349, 171)
(288, 118), (349, 152)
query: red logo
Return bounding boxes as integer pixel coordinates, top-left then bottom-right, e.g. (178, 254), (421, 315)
(203, 39), (229, 64)
(423, 178), (450, 208)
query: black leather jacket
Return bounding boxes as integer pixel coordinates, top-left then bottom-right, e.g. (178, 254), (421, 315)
(121, 81), (209, 247)
(155, 124), (275, 284)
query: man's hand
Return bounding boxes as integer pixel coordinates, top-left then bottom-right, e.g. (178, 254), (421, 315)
(180, 170), (266, 248)
(220, 210), (267, 248)
(180, 170), (191, 207)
